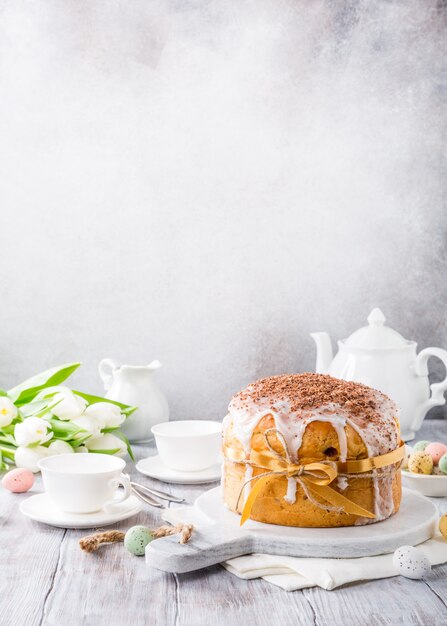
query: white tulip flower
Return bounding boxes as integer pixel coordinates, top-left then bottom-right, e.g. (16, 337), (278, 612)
(71, 416), (102, 437)
(0, 397), (18, 427)
(15, 445), (49, 473)
(51, 390), (87, 421)
(85, 433), (127, 457)
(14, 417), (53, 447)
(75, 445), (88, 454)
(84, 402), (125, 429)
(47, 440), (74, 455)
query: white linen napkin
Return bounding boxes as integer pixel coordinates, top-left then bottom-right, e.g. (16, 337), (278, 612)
(162, 505), (447, 591)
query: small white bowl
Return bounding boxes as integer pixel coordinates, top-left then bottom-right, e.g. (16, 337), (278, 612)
(151, 420), (222, 472)
(401, 470), (447, 497)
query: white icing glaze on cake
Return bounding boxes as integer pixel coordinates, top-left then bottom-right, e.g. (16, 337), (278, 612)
(285, 477), (297, 503)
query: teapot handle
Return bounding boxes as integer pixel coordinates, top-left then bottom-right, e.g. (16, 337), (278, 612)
(412, 347), (447, 431)
(98, 358), (119, 391)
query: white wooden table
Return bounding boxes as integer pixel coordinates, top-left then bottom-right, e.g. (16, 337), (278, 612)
(2, 421), (447, 626)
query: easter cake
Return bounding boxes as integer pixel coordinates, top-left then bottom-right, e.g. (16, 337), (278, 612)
(222, 373), (403, 528)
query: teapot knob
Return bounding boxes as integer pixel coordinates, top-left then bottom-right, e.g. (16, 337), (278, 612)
(367, 308), (386, 326)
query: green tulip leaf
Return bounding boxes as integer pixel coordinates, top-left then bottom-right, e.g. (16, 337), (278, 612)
(115, 431), (134, 461)
(0, 444), (16, 460)
(47, 418), (85, 437)
(27, 440), (45, 449)
(1, 424), (17, 434)
(0, 452), (9, 471)
(36, 399), (64, 418)
(8, 363), (81, 405)
(72, 391), (137, 417)
(69, 435), (92, 448)
(88, 448), (121, 455)
(19, 400), (50, 418)
(0, 433), (16, 446)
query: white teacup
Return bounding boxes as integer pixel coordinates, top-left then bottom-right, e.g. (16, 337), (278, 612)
(151, 420), (222, 472)
(38, 453), (131, 514)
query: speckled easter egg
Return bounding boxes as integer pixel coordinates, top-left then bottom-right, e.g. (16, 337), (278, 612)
(124, 526), (154, 556)
(425, 442), (447, 465)
(2, 468), (35, 493)
(439, 515), (447, 539)
(393, 546), (431, 580)
(408, 451), (433, 475)
(438, 453), (447, 475)
(408, 452), (433, 474)
(413, 440), (431, 453)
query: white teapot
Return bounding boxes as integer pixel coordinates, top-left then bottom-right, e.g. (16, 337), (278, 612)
(99, 359), (169, 443)
(311, 308), (447, 441)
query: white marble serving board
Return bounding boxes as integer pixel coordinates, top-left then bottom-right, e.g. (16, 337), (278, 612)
(145, 487), (438, 573)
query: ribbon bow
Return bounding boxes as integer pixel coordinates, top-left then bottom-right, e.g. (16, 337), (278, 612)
(235, 429), (404, 526)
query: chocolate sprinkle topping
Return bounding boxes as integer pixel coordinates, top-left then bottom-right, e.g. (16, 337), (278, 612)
(230, 373), (391, 420)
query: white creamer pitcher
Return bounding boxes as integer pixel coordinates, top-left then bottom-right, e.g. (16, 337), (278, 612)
(99, 359), (169, 443)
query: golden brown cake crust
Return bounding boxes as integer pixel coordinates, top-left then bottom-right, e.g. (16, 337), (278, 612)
(222, 373), (401, 528)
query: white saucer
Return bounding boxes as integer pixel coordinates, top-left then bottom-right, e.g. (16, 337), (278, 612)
(20, 493), (142, 529)
(136, 455), (221, 484)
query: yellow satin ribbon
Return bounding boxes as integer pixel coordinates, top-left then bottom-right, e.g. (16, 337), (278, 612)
(225, 431), (405, 526)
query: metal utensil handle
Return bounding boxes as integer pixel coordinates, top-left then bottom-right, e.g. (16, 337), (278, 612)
(145, 486), (185, 504)
(131, 486), (165, 509)
(131, 481), (185, 504)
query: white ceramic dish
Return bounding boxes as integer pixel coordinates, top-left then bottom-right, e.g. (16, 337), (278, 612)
(136, 454), (221, 484)
(402, 444), (447, 497)
(151, 420), (222, 472)
(402, 470), (447, 497)
(20, 493), (141, 529)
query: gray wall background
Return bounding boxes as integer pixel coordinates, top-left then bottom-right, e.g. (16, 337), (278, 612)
(1, 0), (446, 420)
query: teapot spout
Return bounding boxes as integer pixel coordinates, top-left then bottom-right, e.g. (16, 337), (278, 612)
(310, 332), (333, 374)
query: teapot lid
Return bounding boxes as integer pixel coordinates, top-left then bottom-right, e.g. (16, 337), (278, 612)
(344, 308), (409, 349)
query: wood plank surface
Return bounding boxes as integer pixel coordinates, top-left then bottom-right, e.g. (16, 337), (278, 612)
(1, 421), (446, 626)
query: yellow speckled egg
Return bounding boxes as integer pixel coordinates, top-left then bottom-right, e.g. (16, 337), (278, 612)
(407, 451), (433, 475)
(439, 515), (447, 540)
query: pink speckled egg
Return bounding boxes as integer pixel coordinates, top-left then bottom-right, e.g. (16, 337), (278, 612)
(2, 468), (35, 493)
(425, 442), (447, 465)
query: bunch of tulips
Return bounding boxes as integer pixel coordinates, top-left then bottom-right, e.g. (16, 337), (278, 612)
(0, 363), (134, 472)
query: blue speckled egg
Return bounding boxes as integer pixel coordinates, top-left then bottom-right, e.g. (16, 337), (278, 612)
(413, 440), (431, 453)
(438, 453), (447, 475)
(124, 526), (154, 556)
